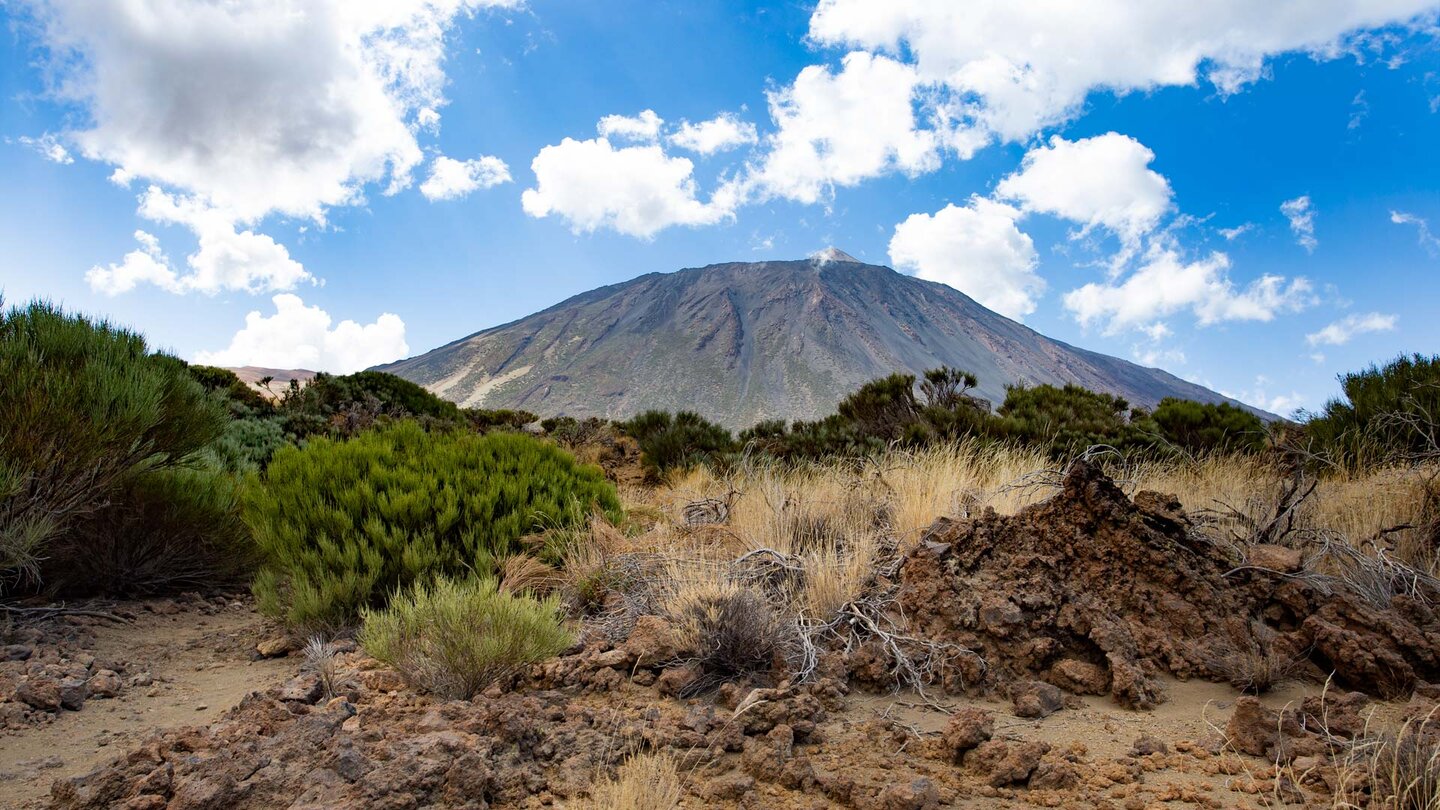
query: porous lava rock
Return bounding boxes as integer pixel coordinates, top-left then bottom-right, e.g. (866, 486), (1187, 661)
(894, 461), (1440, 707)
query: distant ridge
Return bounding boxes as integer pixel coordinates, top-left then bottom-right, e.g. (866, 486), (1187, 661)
(377, 254), (1269, 427)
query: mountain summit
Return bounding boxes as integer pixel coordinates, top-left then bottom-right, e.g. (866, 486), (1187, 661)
(377, 257), (1259, 427)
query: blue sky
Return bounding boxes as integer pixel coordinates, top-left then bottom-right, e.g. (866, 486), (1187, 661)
(3, 1), (1439, 415)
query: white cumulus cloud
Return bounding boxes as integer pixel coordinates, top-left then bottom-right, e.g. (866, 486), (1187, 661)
(419, 155), (512, 201)
(1306, 312), (1398, 346)
(746, 51), (940, 204)
(85, 231), (180, 295)
(521, 136), (734, 239)
(193, 294), (408, 374)
(597, 110), (665, 142)
(23, 0), (516, 292)
(669, 113), (759, 155)
(1281, 195), (1318, 252)
(996, 133), (1173, 250)
(1064, 243), (1315, 333)
(888, 197), (1044, 320)
(807, 0), (1438, 144)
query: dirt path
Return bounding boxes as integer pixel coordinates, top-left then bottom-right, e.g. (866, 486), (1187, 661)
(0, 600), (295, 809)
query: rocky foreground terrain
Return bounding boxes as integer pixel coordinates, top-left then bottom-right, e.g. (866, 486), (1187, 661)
(4, 463), (1438, 809)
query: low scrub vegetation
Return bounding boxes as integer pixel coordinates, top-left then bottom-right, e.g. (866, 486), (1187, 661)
(247, 420), (621, 629)
(358, 576), (573, 699)
(629, 366), (1272, 473)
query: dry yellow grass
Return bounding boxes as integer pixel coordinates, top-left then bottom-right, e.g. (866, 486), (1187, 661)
(662, 441), (1432, 582)
(571, 751), (683, 810)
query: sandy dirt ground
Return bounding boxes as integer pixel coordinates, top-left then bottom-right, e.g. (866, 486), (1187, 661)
(0, 599), (294, 809)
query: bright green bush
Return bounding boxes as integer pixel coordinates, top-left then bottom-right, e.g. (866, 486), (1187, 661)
(359, 576), (573, 698)
(247, 421), (622, 629)
(0, 298), (230, 592)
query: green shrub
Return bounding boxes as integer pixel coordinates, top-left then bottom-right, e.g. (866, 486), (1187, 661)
(1304, 354), (1440, 468)
(464, 408), (539, 431)
(202, 414), (290, 473)
(619, 410), (736, 475)
(188, 364), (273, 414)
(278, 370), (462, 439)
(247, 420), (622, 630)
(0, 298), (229, 592)
(995, 383), (1157, 457)
(1152, 397), (1265, 455)
(47, 467), (252, 595)
(836, 373), (920, 441)
(359, 576), (573, 698)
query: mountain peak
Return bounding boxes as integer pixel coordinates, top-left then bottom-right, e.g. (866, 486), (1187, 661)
(810, 246), (861, 265)
(378, 256), (1262, 427)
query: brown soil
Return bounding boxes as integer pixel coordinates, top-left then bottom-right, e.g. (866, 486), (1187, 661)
(0, 597), (293, 809)
(886, 461), (1440, 707)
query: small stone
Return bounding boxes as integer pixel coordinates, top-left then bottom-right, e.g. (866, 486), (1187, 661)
(3, 644), (33, 662)
(334, 748), (369, 782)
(1048, 658), (1110, 695)
(987, 741), (1051, 787)
(58, 678), (88, 711)
(255, 635), (297, 658)
(589, 648), (635, 670)
(701, 773), (754, 801)
(1010, 680), (1064, 719)
(620, 615), (683, 667)
(1247, 544), (1303, 574)
(195, 704), (208, 711)
(87, 669), (123, 698)
(16, 676), (62, 712)
(938, 707), (994, 762)
(655, 664), (702, 697)
(877, 776), (939, 809)
(1130, 734), (1169, 757)
(279, 672), (324, 703)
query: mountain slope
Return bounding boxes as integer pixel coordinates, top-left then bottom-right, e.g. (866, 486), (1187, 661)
(377, 254), (1262, 427)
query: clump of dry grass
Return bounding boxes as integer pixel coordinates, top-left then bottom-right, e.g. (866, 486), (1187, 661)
(498, 554), (562, 596)
(1325, 708), (1440, 810)
(1211, 628), (1306, 695)
(573, 751), (683, 810)
(668, 584), (798, 692)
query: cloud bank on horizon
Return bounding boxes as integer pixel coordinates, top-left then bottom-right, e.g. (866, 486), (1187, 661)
(4, 0), (1439, 416)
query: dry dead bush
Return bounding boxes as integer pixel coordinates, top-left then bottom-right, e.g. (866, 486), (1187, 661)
(1211, 629), (1306, 695)
(668, 583), (798, 693)
(572, 751), (682, 810)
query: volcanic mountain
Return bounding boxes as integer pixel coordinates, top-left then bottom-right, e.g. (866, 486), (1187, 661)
(377, 251), (1258, 427)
